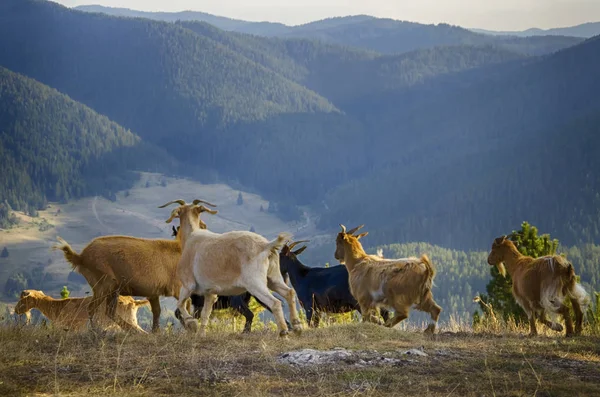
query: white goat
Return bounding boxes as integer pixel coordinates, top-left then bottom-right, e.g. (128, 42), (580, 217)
(159, 199), (303, 337)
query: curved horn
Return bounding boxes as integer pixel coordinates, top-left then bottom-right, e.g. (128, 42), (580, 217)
(192, 199), (217, 208)
(340, 224), (346, 233)
(288, 240), (310, 250)
(158, 199), (186, 208)
(347, 224), (365, 235)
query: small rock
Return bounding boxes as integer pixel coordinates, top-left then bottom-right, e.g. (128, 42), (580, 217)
(402, 349), (428, 357)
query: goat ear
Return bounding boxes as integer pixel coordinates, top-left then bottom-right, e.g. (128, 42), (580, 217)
(20, 290), (30, 298)
(494, 235), (506, 245)
(196, 205), (218, 215)
(165, 208), (180, 223)
(356, 232), (369, 240)
(293, 246), (307, 256)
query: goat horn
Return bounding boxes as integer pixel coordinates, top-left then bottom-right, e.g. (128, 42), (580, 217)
(158, 199), (186, 208)
(288, 240), (310, 250)
(192, 199), (217, 208)
(340, 224), (346, 233)
(347, 224), (364, 235)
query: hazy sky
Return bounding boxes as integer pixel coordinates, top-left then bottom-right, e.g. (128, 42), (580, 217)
(53, 0), (600, 31)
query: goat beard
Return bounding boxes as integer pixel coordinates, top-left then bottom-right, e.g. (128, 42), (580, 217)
(496, 262), (507, 278)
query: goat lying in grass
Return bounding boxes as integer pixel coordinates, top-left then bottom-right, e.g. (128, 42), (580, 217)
(171, 226), (289, 333)
(280, 240), (390, 327)
(487, 235), (589, 337)
(160, 199), (302, 337)
(335, 225), (442, 334)
(14, 290), (148, 331)
(53, 200), (216, 332)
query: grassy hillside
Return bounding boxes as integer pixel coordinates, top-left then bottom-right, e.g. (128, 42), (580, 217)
(0, 172), (318, 301)
(0, 323), (599, 396)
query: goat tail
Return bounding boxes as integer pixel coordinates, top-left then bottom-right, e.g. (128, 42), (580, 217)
(421, 254), (436, 282)
(52, 237), (83, 272)
(565, 263), (591, 309)
(266, 232), (293, 259)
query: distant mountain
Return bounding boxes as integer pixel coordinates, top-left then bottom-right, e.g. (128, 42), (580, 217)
(74, 4), (290, 34)
(472, 21), (600, 38)
(0, 66), (173, 221)
(76, 5), (582, 56)
(277, 17), (583, 56)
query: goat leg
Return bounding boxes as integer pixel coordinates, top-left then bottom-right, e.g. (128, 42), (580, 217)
(198, 294), (218, 337)
(149, 296), (161, 333)
(176, 287), (197, 332)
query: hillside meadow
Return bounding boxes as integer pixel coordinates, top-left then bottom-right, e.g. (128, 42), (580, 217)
(0, 321), (599, 396)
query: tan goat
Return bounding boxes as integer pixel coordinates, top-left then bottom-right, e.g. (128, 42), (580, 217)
(334, 224), (442, 334)
(14, 290), (148, 331)
(487, 235), (589, 337)
(52, 200), (216, 332)
(159, 199), (303, 337)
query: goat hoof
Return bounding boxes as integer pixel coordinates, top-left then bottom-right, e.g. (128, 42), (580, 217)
(184, 319), (198, 333)
(279, 330), (289, 338)
(424, 324), (436, 335)
(551, 323), (563, 332)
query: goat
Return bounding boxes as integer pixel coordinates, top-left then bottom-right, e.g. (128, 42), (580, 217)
(52, 200), (217, 333)
(280, 240), (390, 327)
(14, 289), (148, 331)
(171, 225), (289, 333)
(334, 224), (442, 334)
(160, 199), (302, 337)
(487, 235), (589, 337)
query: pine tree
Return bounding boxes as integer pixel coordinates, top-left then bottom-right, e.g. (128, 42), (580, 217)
(61, 286), (70, 299)
(478, 221), (559, 322)
(249, 225), (256, 233)
(259, 204), (264, 212)
(0, 247), (8, 258)
(237, 192), (244, 206)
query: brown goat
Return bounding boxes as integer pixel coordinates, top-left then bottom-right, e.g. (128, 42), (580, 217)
(487, 236), (589, 337)
(52, 202), (216, 332)
(334, 225), (442, 334)
(14, 290), (148, 331)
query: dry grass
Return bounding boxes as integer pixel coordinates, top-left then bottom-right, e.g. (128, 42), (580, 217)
(1, 321), (599, 397)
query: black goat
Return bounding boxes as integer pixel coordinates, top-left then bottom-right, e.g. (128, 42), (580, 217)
(280, 241), (390, 327)
(171, 226), (288, 333)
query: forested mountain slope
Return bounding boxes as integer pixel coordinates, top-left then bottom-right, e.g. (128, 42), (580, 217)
(178, 21), (524, 107)
(320, 36), (600, 249)
(0, 67), (173, 225)
(0, 0), (355, 205)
